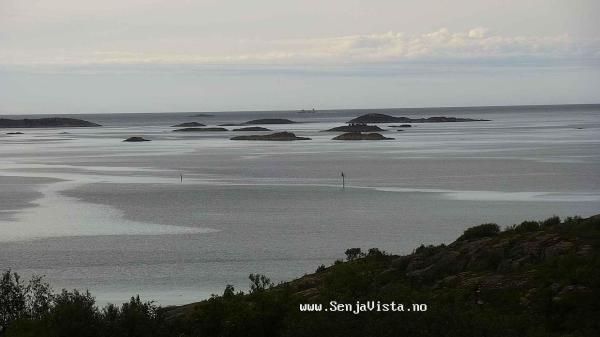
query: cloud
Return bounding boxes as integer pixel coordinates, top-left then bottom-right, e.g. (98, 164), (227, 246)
(1, 28), (599, 68)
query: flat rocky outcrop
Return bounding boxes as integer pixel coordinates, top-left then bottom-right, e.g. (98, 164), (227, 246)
(123, 136), (150, 142)
(187, 113), (214, 117)
(232, 127), (272, 131)
(348, 113), (489, 124)
(171, 122), (206, 127)
(173, 127), (228, 132)
(231, 131), (310, 141)
(243, 118), (296, 125)
(323, 125), (384, 132)
(333, 132), (394, 140)
(0, 117), (101, 128)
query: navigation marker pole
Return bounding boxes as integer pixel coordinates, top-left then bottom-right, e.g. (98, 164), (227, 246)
(341, 171), (345, 190)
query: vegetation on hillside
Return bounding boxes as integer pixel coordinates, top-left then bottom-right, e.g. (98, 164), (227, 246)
(1, 215), (599, 336)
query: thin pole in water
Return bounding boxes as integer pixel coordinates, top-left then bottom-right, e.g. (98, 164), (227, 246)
(341, 171), (345, 189)
(180, 173), (183, 183)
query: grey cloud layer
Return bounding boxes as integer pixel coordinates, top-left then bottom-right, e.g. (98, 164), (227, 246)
(2, 28), (598, 68)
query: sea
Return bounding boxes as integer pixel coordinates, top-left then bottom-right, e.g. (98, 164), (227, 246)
(1, 104), (599, 305)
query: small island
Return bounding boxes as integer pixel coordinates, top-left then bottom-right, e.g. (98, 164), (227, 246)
(6, 132), (24, 135)
(243, 118), (296, 125)
(323, 124), (384, 132)
(173, 127), (228, 132)
(348, 113), (489, 124)
(0, 117), (101, 128)
(187, 113), (215, 117)
(171, 122), (206, 127)
(389, 124), (412, 128)
(231, 131), (310, 141)
(123, 136), (151, 142)
(333, 132), (394, 140)
(232, 127), (272, 132)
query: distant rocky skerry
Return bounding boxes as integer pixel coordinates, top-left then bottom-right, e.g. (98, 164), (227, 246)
(244, 118), (296, 125)
(323, 125), (384, 132)
(123, 136), (150, 142)
(187, 113), (215, 117)
(348, 113), (489, 124)
(231, 131), (310, 141)
(0, 117), (101, 128)
(333, 132), (394, 140)
(173, 127), (228, 132)
(232, 127), (272, 132)
(171, 122), (206, 127)
(220, 118), (297, 126)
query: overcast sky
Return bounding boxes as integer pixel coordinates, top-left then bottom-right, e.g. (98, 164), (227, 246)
(1, 0), (599, 114)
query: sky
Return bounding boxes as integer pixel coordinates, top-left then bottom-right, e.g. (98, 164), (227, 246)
(1, 0), (599, 114)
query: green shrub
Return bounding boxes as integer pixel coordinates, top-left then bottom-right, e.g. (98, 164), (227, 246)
(248, 274), (273, 293)
(513, 220), (541, 232)
(541, 216), (561, 227)
(458, 223), (500, 241)
(344, 248), (364, 261)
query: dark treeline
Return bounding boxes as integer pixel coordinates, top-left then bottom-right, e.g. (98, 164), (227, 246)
(1, 215), (599, 337)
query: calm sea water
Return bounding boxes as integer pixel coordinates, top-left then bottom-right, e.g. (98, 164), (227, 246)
(1, 105), (599, 305)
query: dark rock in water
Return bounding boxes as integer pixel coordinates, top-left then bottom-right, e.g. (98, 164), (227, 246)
(333, 132), (394, 140)
(0, 117), (101, 128)
(6, 132), (24, 135)
(222, 119), (296, 126)
(400, 124), (412, 127)
(173, 127), (228, 132)
(231, 131), (310, 141)
(323, 125), (384, 132)
(59, 132), (70, 134)
(348, 113), (488, 124)
(397, 129), (404, 132)
(232, 127), (272, 132)
(243, 118), (296, 125)
(348, 113), (409, 124)
(171, 122), (206, 127)
(123, 136), (150, 142)
(187, 113), (215, 117)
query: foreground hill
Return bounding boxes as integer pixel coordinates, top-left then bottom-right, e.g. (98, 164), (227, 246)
(0, 118), (100, 128)
(163, 215), (599, 337)
(3, 215), (599, 337)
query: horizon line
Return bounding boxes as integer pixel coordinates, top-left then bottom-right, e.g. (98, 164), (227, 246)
(1, 102), (599, 117)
